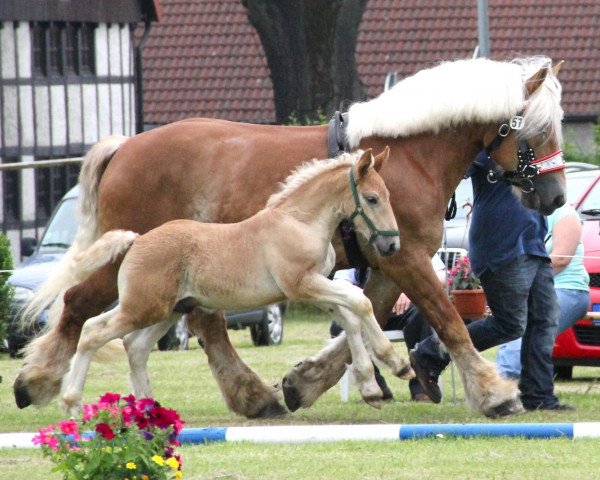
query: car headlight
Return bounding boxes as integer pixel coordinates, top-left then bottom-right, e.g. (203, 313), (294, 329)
(12, 286), (34, 303)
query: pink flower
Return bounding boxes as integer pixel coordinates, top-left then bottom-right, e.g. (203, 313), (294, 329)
(32, 425), (59, 451)
(59, 420), (80, 441)
(82, 403), (99, 421)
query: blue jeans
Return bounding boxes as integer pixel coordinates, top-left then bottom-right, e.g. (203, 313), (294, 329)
(414, 255), (561, 409)
(497, 287), (590, 379)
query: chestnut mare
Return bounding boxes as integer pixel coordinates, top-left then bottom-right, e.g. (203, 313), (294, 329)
(60, 149), (406, 416)
(15, 56), (567, 419)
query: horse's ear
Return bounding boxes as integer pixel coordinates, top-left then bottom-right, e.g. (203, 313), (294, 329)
(373, 146), (390, 172)
(356, 149), (374, 181)
(525, 66), (549, 96)
(552, 60), (564, 77)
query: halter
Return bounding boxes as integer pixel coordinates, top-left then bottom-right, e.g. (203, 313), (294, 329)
(483, 115), (565, 193)
(347, 166), (399, 245)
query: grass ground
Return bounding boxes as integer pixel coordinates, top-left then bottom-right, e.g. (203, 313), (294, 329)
(2, 303), (600, 479)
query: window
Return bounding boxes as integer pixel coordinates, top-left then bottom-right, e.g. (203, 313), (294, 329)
(2, 159), (21, 226)
(31, 22), (96, 77)
(35, 158), (80, 222)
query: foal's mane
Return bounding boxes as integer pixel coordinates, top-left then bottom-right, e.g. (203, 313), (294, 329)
(346, 55), (563, 147)
(266, 151), (358, 209)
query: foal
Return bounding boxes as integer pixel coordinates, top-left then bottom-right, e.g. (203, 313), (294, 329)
(60, 148), (410, 415)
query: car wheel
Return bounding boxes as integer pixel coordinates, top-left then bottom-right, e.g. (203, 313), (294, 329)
(554, 365), (573, 380)
(250, 304), (283, 346)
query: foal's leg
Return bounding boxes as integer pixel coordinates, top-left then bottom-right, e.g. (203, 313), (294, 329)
(283, 269), (405, 411)
(61, 307), (136, 415)
(283, 274), (412, 410)
(123, 316), (178, 399)
(14, 264), (120, 409)
(186, 308), (287, 418)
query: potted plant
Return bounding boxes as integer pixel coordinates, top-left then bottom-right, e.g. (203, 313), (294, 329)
(33, 392), (184, 480)
(448, 256), (487, 320)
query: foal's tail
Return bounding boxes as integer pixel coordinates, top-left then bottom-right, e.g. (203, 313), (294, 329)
(71, 230), (138, 282)
(19, 135), (129, 328)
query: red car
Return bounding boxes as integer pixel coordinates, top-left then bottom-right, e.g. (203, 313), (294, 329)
(552, 164), (600, 379)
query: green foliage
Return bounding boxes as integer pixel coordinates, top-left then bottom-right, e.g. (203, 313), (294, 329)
(286, 109), (329, 126)
(0, 232), (14, 346)
(35, 393), (183, 480)
(563, 123), (600, 166)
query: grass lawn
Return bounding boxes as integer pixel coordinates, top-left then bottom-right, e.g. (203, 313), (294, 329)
(2, 303), (600, 479)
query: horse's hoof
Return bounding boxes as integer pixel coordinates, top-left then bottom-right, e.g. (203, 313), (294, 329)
(13, 376), (32, 409)
(363, 396), (383, 410)
(252, 400), (288, 419)
(485, 398), (525, 418)
(282, 374), (302, 412)
(396, 364), (415, 380)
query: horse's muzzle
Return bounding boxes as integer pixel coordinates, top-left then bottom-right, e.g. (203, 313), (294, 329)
(376, 236), (400, 257)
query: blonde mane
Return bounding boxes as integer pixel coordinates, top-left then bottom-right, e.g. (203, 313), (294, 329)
(266, 151), (359, 209)
(346, 55), (563, 147)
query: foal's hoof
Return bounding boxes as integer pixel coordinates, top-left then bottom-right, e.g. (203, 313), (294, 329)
(485, 398), (525, 418)
(363, 395), (383, 410)
(396, 364), (415, 380)
(13, 376), (32, 409)
(252, 400), (288, 419)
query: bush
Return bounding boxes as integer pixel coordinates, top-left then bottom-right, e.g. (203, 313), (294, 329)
(563, 123), (600, 166)
(0, 233), (14, 348)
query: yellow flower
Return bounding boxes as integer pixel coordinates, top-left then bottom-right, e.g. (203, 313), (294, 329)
(174, 472), (183, 480)
(125, 461), (136, 470)
(152, 455), (165, 466)
(166, 457), (180, 470)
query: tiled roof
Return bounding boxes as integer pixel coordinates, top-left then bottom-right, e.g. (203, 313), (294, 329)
(359, 0), (600, 119)
(143, 0), (600, 124)
(142, 0), (275, 124)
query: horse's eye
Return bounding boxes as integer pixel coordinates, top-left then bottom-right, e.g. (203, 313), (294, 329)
(364, 195), (378, 205)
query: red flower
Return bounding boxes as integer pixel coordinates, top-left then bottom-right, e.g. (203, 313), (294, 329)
(99, 392), (121, 404)
(149, 406), (180, 429)
(95, 423), (115, 440)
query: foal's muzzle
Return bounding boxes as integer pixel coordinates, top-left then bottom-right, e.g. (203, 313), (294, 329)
(375, 235), (400, 257)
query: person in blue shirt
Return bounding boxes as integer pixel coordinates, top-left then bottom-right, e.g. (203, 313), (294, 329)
(410, 151), (574, 412)
(331, 255), (446, 402)
(496, 202), (590, 379)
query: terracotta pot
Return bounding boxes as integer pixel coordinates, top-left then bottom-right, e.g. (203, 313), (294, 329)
(450, 289), (487, 320)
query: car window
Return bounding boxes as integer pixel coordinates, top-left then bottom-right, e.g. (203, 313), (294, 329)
(578, 180), (600, 214)
(566, 173), (599, 207)
(38, 198), (78, 253)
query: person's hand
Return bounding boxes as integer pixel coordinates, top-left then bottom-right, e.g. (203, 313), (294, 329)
(393, 293), (412, 315)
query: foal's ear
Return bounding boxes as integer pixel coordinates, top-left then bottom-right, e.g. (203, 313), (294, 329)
(373, 146), (390, 172)
(356, 148), (374, 180)
(525, 65), (549, 96)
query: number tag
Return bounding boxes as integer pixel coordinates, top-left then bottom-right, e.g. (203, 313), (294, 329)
(510, 116), (525, 130)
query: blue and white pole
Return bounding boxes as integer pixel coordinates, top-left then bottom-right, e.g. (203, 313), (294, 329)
(3, 423), (600, 448)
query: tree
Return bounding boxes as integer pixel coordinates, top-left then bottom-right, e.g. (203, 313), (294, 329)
(241, 0), (367, 124)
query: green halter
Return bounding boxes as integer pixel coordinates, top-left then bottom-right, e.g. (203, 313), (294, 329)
(347, 166), (400, 245)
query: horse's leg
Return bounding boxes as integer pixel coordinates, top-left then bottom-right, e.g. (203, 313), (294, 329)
(186, 308), (287, 419)
(282, 274), (412, 410)
(14, 264), (120, 408)
(378, 253), (521, 417)
(122, 316), (178, 399)
(61, 307), (135, 415)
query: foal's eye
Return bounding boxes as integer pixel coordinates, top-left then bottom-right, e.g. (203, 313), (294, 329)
(364, 195), (379, 205)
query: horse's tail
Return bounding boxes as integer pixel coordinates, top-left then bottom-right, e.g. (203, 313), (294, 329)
(71, 230), (138, 282)
(19, 135), (129, 328)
